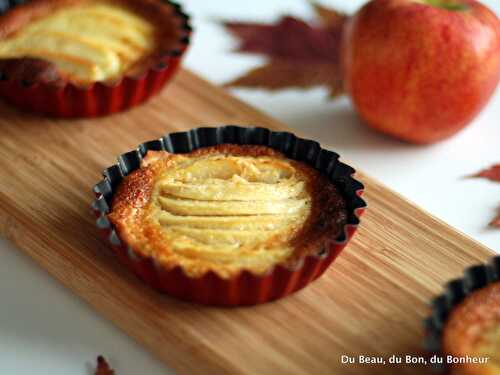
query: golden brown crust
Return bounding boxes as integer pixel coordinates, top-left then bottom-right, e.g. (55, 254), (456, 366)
(0, 0), (187, 85)
(108, 144), (348, 279)
(443, 282), (500, 375)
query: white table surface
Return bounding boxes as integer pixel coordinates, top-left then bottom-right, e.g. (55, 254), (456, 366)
(1, 1), (498, 374)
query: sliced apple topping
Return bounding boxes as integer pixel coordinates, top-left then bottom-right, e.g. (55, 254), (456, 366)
(150, 153), (312, 265)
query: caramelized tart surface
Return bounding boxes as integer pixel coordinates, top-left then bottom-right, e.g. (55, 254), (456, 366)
(108, 145), (348, 278)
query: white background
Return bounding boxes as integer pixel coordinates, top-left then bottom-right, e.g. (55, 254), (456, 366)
(0, 0), (498, 374)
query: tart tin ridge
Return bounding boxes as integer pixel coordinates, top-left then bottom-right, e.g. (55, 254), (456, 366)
(423, 255), (500, 372)
(92, 126), (367, 306)
(0, 0), (191, 117)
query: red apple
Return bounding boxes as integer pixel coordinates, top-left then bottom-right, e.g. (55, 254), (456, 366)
(342, 0), (500, 144)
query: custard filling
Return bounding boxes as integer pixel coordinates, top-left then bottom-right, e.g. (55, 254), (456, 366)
(0, 2), (156, 83)
(147, 154), (312, 275)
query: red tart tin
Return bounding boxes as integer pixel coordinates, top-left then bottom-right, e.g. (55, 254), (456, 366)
(92, 126), (366, 306)
(0, 0), (191, 118)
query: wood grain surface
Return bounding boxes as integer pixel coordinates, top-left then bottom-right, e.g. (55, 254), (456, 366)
(0, 69), (494, 375)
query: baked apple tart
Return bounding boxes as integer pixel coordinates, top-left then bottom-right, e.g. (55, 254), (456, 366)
(0, 0), (185, 84)
(108, 145), (348, 279)
(0, 0), (190, 116)
(443, 281), (500, 375)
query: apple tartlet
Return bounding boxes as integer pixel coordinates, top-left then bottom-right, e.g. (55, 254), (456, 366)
(93, 126), (366, 305)
(442, 281), (500, 375)
(108, 145), (348, 279)
(0, 0), (190, 116)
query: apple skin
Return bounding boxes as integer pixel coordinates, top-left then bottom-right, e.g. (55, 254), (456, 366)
(342, 0), (500, 144)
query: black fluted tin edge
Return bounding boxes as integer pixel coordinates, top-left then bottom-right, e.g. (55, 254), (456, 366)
(92, 125), (367, 252)
(0, 0), (28, 14)
(423, 255), (500, 372)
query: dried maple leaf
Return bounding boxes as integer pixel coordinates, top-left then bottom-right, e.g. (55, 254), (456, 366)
(490, 211), (500, 228)
(95, 356), (115, 375)
(470, 164), (500, 228)
(471, 164), (500, 183)
(223, 3), (348, 97)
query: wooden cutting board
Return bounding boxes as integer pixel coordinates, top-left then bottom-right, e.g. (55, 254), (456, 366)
(0, 69), (494, 375)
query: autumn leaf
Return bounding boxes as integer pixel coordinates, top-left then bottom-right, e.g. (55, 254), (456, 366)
(490, 210), (500, 228)
(95, 356), (115, 375)
(222, 3), (348, 97)
(470, 164), (500, 228)
(471, 164), (500, 183)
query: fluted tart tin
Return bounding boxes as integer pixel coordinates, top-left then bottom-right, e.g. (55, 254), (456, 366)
(92, 126), (366, 306)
